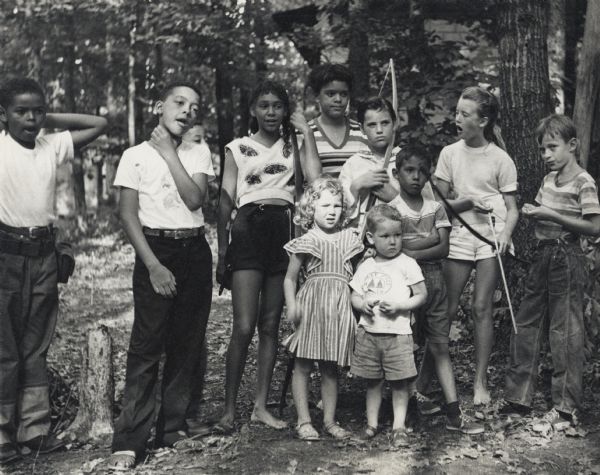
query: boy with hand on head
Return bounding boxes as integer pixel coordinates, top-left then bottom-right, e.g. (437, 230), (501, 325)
(307, 63), (368, 177)
(390, 146), (483, 434)
(110, 82), (214, 470)
(0, 77), (107, 465)
(339, 97), (400, 228)
(503, 114), (600, 427)
(350, 204), (427, 447)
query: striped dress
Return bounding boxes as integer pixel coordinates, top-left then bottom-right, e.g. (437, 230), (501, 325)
(283, 228), (363, 366)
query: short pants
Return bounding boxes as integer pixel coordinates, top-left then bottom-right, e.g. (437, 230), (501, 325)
(351, 327), (417, 381)
(448, 222), (513, 261)
(227, 203), (292, 274)
(413, 262), (450, 345)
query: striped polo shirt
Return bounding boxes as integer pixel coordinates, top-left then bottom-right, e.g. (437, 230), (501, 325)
(534, 170), (600, 240)
(308, 117), (369, 177)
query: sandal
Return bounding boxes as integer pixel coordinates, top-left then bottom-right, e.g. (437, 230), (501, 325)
(391, 429), (409, 448)
(108, 451), (136, 471)
(358, 425), (378, 441)
(324, 422), (352, 440)
(295, 422), (320, 441)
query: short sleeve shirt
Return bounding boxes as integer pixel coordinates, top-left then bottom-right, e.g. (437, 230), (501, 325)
(114, 141), (215, 228)
(534, 170), (600, 240)
(390, 194), (451, 263)
(350, 253), (424, 334)
(435, 140), (517, 225)
(0, 130), (74, 226)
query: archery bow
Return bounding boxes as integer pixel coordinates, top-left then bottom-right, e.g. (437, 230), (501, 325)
(359, 58), (398, 240)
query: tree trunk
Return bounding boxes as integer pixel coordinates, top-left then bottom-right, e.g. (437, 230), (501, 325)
(548, 0), (565, 113)
(563, 0), (583, 117)
(496, 0), (553, 312)
(104, 27), (119, 206)
(573, 0), (600, 170)
(215, 65), (235, 184)
(65, 326), (114, 443)
(127, 18), (137, 147)
(347, 0), (369, 101)
(63, 12), (87, 228)
(238, 87), (250, 137)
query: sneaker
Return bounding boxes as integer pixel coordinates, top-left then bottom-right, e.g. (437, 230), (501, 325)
(446, 414), (485, 435)
(0, 443), (21, 465)
(498, 400), (531, 418)
(21, 434), (66, 454)
(541, 408), (571, 431)
(415, 392), (442, 416)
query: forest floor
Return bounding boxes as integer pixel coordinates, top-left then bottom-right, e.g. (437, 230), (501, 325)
(2, 220), (600, 475)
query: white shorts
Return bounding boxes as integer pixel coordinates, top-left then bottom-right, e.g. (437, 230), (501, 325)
(448, 223), (513, 262)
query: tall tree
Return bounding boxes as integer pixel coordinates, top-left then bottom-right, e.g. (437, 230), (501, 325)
(573, 0), (600, 170)
(496, 0), (553, 254)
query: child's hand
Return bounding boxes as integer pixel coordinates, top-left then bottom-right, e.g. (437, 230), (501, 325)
(378, 300), (401, 317)
(290, 111), (310, 135)
(148, 262), (177, 298)
(149, 125), (178, 161)
(354, 170), (389, 192)
(471, 197), (492, 213)
(522, 203), (556, 221)
(216, 256), (226, 286)
(287, 303), (302, 326)
(362, 295), (380, 316)
(495, 229), (512, 255)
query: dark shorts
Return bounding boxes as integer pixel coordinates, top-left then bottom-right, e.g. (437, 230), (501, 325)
(413, 263), (450, 345)
(351, 327), (417, 381)
(227, 203), (292, 274)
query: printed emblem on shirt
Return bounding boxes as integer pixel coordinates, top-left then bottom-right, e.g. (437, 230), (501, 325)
(362, 272), (392, 296)
(240, 144), (259, 157)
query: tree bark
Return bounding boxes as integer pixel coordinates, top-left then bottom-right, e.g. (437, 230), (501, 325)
(215, 65), (235, 184)
(347, 0), (370, 101)
(573, 0), (600, 170)
(127, 16), (137, 147)
(65, 326), (114, 443)
(548, 0), (565, 113)
(496, 0), (553, 312)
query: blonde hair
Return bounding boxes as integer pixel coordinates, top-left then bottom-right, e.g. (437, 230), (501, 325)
(294, 175), (348, 231)
(460, 86), (506, 150)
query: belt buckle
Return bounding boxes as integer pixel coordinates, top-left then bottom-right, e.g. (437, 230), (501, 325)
(28, 226), (40, 238)
(172, 229), (185, 239)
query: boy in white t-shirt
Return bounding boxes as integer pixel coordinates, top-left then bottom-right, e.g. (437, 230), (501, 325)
(350, 204), (427, 447)
(110, 82), (214, 469)
(0, 78), (107, 465)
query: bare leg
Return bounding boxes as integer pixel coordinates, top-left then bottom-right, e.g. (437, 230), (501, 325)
(251, 272), (287, 429)
(390, 380), (409, 430)
(365, 379), (384, 429)
(472, 258), (500, 405)
(429, 342), (458, 404)
(292, 358), (313, 426)
(319, 361), (339, 426)
(219, 270), (263, 427)
(415, 342), (435, 394)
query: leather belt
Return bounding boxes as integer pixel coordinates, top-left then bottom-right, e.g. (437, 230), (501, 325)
(0, 238), (54, 257)
(142, 226), (204, 239)
(0, 220), (53, 239)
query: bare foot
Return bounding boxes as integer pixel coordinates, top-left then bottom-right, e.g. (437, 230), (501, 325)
(473, 385), (491, 406)
(251, 407), (288, 429)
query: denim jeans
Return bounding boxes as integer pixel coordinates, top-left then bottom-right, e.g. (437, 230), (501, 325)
(505, 241), (586, 414)
(112, 234), (212, 455)
(0, 234), (58, 445)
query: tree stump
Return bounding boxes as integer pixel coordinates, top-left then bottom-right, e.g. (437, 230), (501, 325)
(65, 325), (114, 444)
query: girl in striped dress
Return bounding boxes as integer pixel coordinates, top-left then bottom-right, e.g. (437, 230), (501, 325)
(283, 176), (363, 440)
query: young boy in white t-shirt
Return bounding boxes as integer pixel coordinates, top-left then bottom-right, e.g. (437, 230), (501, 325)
(350, 204), (427, 447)
(110, 82), (214, 469)
(0, 77), (107, 464)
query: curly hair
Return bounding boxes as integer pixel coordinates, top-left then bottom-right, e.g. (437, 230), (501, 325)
(294, 175), (348, 231)
(0, 77), (45, 108)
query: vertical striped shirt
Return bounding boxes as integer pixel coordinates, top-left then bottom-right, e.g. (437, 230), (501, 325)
(534, 170), (600, 240)
(309, 117), (369, 177)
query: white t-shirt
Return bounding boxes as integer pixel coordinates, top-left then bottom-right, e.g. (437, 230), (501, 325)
(350, 253), (424, 334)
(434, 140), (517, 226)
(114, 141), (215, 228)
(0, 130), (74, 227)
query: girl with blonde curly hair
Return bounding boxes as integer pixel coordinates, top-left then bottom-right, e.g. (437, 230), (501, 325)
(283, 175), (363, 440)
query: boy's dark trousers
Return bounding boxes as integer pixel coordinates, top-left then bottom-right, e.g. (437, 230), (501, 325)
(505, 241), (586, 415)
(0, 230), (58, 446)
(112, 234), (212, 456)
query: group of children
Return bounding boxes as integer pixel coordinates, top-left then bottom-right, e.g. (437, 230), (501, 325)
(1, 61), (599, 469)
